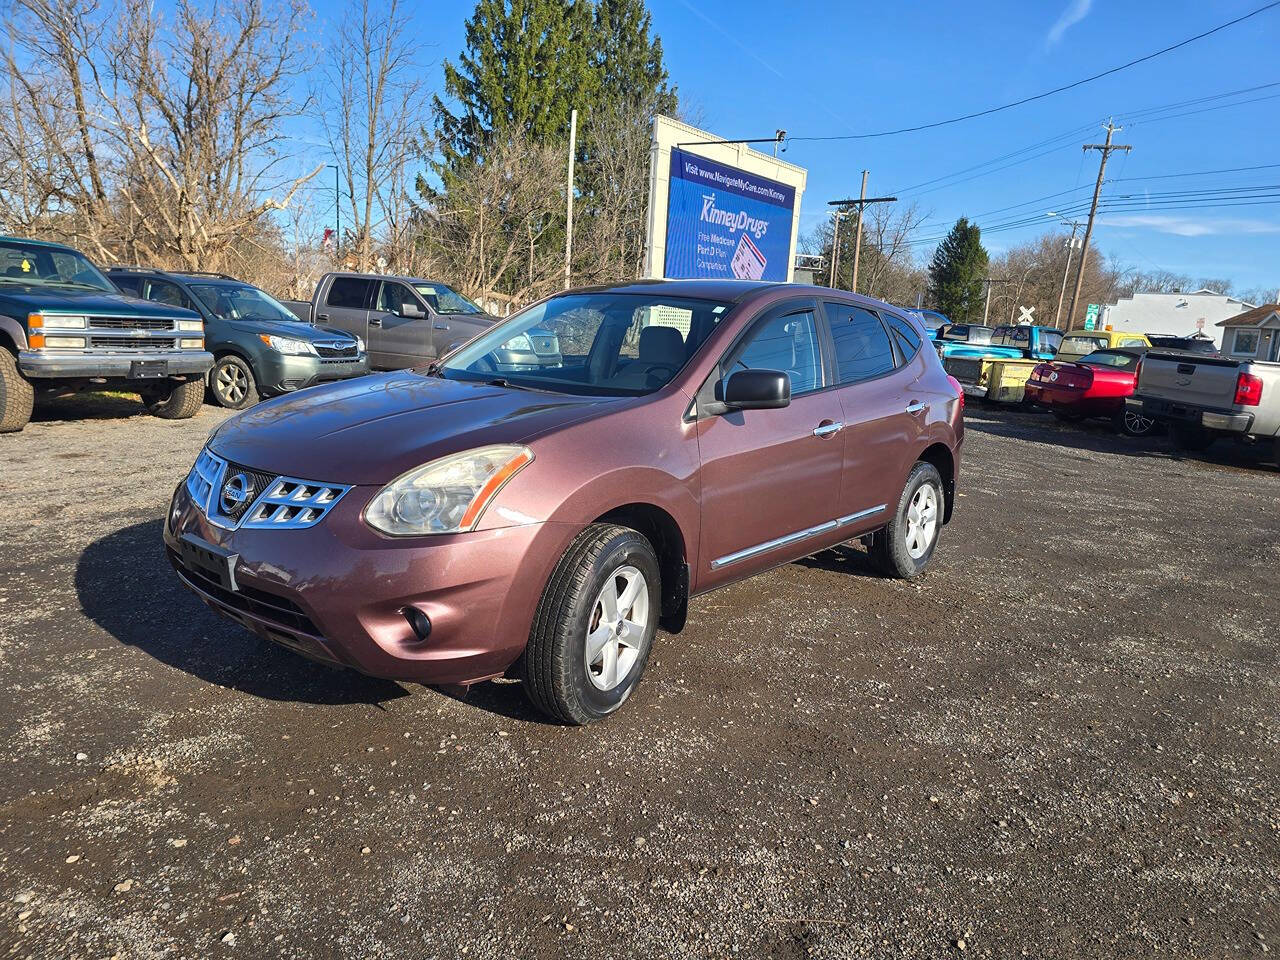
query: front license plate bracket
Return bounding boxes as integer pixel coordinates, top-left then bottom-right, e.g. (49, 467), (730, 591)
(178, 532), (239, 592)
(129, 360), (169, 379)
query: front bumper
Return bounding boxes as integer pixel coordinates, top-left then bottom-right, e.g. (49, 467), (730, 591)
(254, 352), (369, 395)
(1126, 396), (1253, 434)
(163, 481), (578, 685)
(19, 349), (214, 379)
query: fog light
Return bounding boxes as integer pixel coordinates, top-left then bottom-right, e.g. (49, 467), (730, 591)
(402, 607), (432, 642)
(44, 335), (86, 349)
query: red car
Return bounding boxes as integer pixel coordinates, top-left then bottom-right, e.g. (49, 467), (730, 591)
(1026, 348), (1154, 436)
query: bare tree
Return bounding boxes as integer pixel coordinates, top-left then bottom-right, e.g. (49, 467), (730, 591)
(318, 0), (428, 272)
(427, 136), (564, 305)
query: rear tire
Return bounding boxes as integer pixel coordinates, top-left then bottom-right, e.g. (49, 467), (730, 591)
(1169, 421), (1214, 452)
(209, 355), (259, 409)
(0, 348), (34, 433)
(141, 379), (204, 420)
(870, 462), (945, 580)
(522, 523), (660, 725)
(1115, 408), (1155, 437)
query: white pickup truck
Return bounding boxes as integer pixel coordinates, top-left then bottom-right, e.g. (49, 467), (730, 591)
(1128, 352), (1280, 461)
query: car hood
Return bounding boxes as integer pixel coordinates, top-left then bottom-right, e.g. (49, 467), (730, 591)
(226, 318), (355, 343)
(208, 370), (622, 484)
(0, 284), (198, 318)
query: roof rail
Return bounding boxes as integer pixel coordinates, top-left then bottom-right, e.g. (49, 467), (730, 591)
(105, 265), (238, 281)
(105, 265), (156, 273)
(177, 270), (238, 280)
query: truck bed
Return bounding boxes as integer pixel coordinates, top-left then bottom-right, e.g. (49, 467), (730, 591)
(1133, 352), (1280, 439)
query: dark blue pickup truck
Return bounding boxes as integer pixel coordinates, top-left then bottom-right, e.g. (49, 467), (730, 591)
(0, 237), (212, 431)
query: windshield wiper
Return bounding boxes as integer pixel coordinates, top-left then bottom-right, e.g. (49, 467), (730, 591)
(483, 377), (534, 391)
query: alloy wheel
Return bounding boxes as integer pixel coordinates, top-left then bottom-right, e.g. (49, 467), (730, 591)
(905, 483), (940, 560)
(584, 564), (649, 692)
(215, 361), (248, 405)
(1123, 410), (1154, 436)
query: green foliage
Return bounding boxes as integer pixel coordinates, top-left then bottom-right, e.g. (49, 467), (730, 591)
(432, 0), (673, 186)
(928, 218), (989, 323)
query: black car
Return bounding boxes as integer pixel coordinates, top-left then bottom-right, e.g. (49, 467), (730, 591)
(108, 269), (368, 409)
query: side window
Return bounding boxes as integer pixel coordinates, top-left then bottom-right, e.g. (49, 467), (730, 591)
(142, 279), (194, 310)
(731, 309), (822, 395)
(326, 277), (371, 309)
(1011, 327), (1030, 343)
(112, 275), (141, 295)
(886, 312), (922, 361)
(992, 325), (1013, 345)
(826, 303), (896, 384)
(377, 282), (415, 315)
(1042, 331), (1063, 353)
(1119, 336), (1147, 347)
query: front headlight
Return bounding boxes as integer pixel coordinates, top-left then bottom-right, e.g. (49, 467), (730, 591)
(363, 445), (534, 536)
(356, 336), (365, 353)
(503, 333), (533, 351)
(177, 319), (203, 332)
(259, 334), (316, 356)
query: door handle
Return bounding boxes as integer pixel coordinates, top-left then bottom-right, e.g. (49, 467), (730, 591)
(316, 313), (331, 322)
(433, 322), (449, 330)
(369, 317), (383, 328)
(905, 401), (927, 414)
(812, 421), (844, 438)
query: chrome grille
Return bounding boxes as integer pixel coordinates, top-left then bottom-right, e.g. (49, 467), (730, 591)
(314, 340), (358, 359)
(240, 478), (349, 529)
(183, 447), (348, 531)
(89, 317), (174, 330)
(89, 335), (179, 350)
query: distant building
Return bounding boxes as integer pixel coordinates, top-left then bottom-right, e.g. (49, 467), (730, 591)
(1217, 304), (1280, 362)
(1100, 289), (1254, 345)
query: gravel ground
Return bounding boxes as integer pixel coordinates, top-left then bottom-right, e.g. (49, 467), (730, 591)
(2, 394), (1278, 959)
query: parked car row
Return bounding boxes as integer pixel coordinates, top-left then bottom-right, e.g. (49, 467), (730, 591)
(0, 233), (517, 431)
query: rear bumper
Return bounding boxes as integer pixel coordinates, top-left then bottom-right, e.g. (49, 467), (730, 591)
(1026, 383), (1121, 416)
(1127, 396), (1253, 433)
(959, 383), (988, 398)
(19, 349), (213, 379)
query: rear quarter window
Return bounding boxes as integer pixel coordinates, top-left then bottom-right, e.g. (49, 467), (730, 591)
(326, 277), (372, 309)
(886, 312), (922, 360)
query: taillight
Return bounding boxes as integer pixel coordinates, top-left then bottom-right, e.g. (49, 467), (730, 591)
(1234, 372), (1263, 406)
(1133, 358), (1143, 385)
(946, 374), (964, 412)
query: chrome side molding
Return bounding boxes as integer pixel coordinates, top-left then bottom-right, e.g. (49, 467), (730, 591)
(711, 504), (887, 570)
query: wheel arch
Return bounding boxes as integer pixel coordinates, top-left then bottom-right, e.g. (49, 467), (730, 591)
(916, 441), (956, 524)
(592, 501), (689, 634)
(0, 315), (26, 353)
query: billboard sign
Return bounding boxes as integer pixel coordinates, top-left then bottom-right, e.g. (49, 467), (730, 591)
(663, 148), (797, 282)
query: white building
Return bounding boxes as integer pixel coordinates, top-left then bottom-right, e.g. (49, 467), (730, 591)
(1100, 289), (1254, 345)
(1217, 304), (1280, 362)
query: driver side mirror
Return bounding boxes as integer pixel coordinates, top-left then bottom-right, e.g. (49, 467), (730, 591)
(719, 369), (790, 410)
(400, 302), (425, 319)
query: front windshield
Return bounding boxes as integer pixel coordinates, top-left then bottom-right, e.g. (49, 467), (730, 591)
(0, 240), (114, 292)
(441, 292), (733, 396)
(414, 282), (484, 315)
(188, 282), (303, 324)
(1062, 335), (1106, 355)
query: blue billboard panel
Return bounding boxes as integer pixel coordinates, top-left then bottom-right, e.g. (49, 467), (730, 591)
(664, 149), (796, 282)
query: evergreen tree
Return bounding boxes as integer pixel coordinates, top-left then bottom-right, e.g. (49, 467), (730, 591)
(591, 0), (676, 119)
(928, 218), (989, 323)
(431, 0), (598, 184)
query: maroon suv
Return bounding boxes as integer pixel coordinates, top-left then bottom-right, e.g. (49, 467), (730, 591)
(165, 281), (963, 723)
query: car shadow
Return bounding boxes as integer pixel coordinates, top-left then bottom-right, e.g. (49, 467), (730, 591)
(76, 519), (411, 707)
(32, 390), (149, 423)
(966, 406), (1280, 472)
(794, 541), (885, 578)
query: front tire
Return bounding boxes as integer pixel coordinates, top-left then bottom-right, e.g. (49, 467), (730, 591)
(141, 379), (204, 420)
(522, 524), (661, 725)
(209, 355), (259, 409)
(0, 348), (34, 432)
(870, 462), (945, 580)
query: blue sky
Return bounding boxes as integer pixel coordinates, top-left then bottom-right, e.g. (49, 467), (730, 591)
(312, 0), (1280, 295)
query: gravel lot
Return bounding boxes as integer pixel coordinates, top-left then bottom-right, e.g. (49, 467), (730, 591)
(2, 394), (1278, 959)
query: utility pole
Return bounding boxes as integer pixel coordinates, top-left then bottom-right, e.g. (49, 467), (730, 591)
(827, 182), (896, 291)
(1065, 120), (1131, 328)
(981, 278), (1011, 325)
(1047, 212), (1084, 329)
(564, 109), (577, 290)
(772, 129), (785, 157)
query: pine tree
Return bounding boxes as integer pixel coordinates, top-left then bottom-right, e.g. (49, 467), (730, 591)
(591, 0), (676, 119)
(431, 0), (598, 184)
(928, 218), (989, 323)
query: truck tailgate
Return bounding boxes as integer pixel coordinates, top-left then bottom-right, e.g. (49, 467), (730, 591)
(1138, 352), (1240, 407)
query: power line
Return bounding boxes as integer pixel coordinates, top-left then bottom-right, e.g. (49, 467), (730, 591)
(685, 2), (1280, 147)
(1112, 162), (1280, 182)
